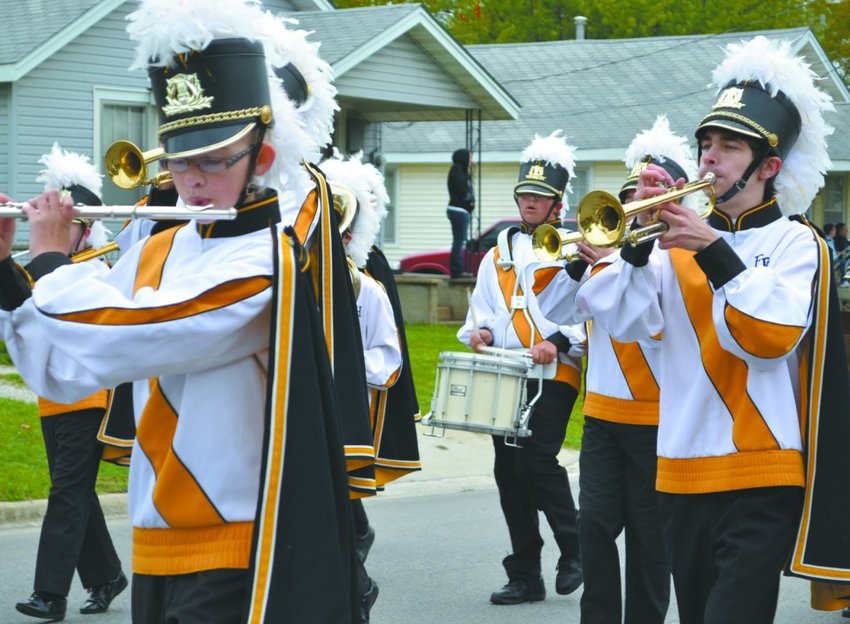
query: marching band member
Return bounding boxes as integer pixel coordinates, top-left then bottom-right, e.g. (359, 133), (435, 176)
(458, 131), (586, 605)
(0, 1), (359, 621)
(321, 151), (404, 620)
(565, 115), (697, 624)
(260, 17), (376, 502)
(575, 36), (850, 622)
(14, 145), (127, 622)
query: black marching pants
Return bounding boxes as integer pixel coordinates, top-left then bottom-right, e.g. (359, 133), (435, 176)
(578, 416), (669, 624)
(35, 408), (122, 596)
(659, 486), (804, 624)
(132, 569), (249, 624)
(491, 380), (579, 581)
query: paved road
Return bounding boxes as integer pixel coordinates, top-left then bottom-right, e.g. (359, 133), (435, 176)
(0, 485), (844, 623)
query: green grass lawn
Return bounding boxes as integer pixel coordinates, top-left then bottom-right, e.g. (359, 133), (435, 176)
(405, 323), (585, 448)
(0, 325), (585, 502)
(0, 396), (129, 502)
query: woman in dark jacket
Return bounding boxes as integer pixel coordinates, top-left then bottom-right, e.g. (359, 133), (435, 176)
(447, 148), (475, 278)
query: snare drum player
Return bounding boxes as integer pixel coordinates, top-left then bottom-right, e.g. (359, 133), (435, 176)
(458, 131), (585, 605)
(14, 145), (127, 622)
(0, 1), (359, 621)
(575, 36), (850, 622)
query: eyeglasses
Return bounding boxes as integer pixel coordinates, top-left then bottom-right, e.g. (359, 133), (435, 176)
(162, 145), (254, 174)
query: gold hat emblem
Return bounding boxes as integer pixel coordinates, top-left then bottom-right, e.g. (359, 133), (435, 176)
(712, 87), (746, 110)
(628, 158), (651, 179)
(527, 163), (546, 180)
(163, 73), (214, 117)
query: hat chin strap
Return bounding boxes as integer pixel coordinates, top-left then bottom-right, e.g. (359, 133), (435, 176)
(714, 143), (770, 205)
(235, 125), (269, 208)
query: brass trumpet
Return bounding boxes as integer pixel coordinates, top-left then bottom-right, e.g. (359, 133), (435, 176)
(71, 241), (119, 263)
(105, 140), (171, 189)
(0, 202), (237, 221)
(578, 172), (716, 248)
(532, 226), (584, 262)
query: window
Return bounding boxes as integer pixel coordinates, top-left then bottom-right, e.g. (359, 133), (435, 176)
(381, 165), (399, 245)
(563, 165), (590, 220)
(823, 174), (846, 227)
(94, 88), (157, 208)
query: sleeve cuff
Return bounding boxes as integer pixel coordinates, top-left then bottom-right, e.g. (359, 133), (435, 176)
(620, 238), (654, 267)
(565, 259), (588, 281)
(694, 237), (746, 289)
(0, 256), (33, 311)
(545, 332), (572, 353)
(25, 252), (73, 281)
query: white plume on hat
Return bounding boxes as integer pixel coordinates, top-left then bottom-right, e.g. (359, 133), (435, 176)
(37, 143), (103, 199)
(625, 115), (699, 211)
(86, 221), (113, 250)
(256, 15), (338, 155)
(520, 129), (577, 218)
(710, 35), (834, 215)
(320, 150), (386, 268)
(625, 115), (697, 181)
(125, 0), (329, 194)
(37, 143), (111, 250)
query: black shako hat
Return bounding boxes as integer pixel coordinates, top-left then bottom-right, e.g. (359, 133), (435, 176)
(149, 38), (273, 159)
(695, 80), (802, 160)
(619, 156), (689, 203)
(514, 161), (570, 198)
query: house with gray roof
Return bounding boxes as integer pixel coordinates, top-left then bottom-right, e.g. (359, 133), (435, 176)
(380, 27), (850, 266)
(0, 0), (515, 249)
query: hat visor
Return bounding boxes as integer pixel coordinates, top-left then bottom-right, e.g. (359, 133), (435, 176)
(696, 118), (763, 142)
(162, 122), (257, 159)
(514, 183), (559, 197)
(619, 181), (638, 203)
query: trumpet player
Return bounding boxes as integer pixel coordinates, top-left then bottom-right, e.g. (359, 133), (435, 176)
(575, 36), (850, 623)
(458, 131), (586, 605)
(13, 144), (127, 622)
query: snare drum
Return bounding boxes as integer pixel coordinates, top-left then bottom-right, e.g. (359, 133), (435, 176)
(422, 351), (533, 438)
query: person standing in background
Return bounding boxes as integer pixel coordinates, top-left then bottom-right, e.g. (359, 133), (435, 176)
(447, 148), (475, 278)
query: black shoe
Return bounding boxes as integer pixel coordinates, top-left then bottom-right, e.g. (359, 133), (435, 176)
(355, 525), (376, 564)
(80, 571), (128, 614)
(489, 577), (546, 605)
(360, 578), (379, 623)
(555, 558), (583, 595)
(842, 606), (850, 619)
(15, 592), (67, 621)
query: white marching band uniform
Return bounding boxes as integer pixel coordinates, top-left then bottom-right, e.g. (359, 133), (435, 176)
(2, 218), (277, 573)
(458, 230), (586, 373)
(574, 214), (815, 492)
(357, 271), (402, 395)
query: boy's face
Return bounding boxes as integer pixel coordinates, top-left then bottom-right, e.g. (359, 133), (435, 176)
(68, 223), (89, 255)
(697, 129), (756, 199)
(166, 138), (255, 210)
(516, 193), (560, 227)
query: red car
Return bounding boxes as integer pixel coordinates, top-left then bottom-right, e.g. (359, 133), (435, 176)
(399, 218), (577, 276)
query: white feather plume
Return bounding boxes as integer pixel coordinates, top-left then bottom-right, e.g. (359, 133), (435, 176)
(520, 129), (577, 217)
(86, 221), (113, 250)
(320, 151), (386, 268)
(624, 115), (697, 181)
(37, 143), (103, 198)
(126, 0), (333, 196)
(255, 15), (338, 155)
(710, 35), (834, 215)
